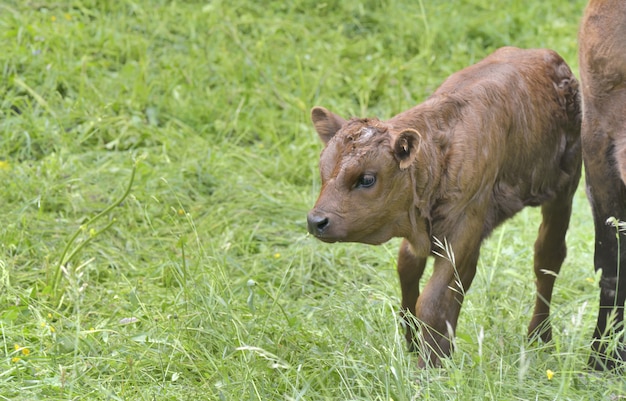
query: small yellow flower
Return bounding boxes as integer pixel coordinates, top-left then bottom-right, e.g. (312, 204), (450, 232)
(178, 209), (185, 215)
(47, 313), (52, 319)
(13, 344), (30, 356)
(11, 357), (21, 363)
(49, 325), (56, 333)
(0, 160), (9, 170)
(51, 15), (57, 22)
(274, 253), (281, 259)
(546, 369), (554, 380)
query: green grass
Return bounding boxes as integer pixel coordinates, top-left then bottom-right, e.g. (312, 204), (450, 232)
(1, 0), (625, 399)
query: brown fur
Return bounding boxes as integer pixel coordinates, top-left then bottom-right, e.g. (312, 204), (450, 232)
(579, 0), (626, 370)
(307, 47), (581, 367)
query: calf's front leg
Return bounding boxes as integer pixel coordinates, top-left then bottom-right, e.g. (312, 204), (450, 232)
(397, 239), (428, 350)
(412, 231), (481, 367)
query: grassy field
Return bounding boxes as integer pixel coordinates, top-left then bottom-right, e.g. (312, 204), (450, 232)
(1, 0), (625, 399)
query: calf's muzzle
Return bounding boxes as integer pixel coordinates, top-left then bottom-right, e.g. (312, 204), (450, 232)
(307, 210), (330, 237)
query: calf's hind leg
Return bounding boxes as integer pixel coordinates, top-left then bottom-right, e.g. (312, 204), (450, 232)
(528, 186), (578, 343)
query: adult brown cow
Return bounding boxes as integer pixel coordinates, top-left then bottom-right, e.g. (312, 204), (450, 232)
(307, 47), (581, 367)
(579, 0), (626, 371)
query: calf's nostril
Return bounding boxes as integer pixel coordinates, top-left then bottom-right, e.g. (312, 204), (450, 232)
(307, 213), (330, 235)
(316, 217), (329, 232)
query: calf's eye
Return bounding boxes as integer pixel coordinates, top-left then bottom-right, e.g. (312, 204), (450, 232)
(356, 174), (376, 188)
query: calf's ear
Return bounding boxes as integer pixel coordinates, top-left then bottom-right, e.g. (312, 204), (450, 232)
(393, 129), (422, 170)
(311, 106), (346, 144)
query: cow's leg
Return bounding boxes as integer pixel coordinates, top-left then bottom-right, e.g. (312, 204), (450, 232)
(528, 187), (577, 343)
(589, 211), (626, 370)
(397, 239), (428, 351)
(414, 222), (481, 367)
(584, 130), (626, 370)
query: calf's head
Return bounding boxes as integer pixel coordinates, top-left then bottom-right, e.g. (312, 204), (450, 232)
(307, 106), (424, 245)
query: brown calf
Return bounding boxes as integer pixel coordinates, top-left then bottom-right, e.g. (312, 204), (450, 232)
(307, 47), (581, 367)
(579, 0), (626, 370)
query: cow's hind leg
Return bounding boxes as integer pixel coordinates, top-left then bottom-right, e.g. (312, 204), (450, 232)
(589, 209), (626, 370)
(585, 138), (626, 370)
(528, 185), (578, 343)
(397, 239), (428, 351)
